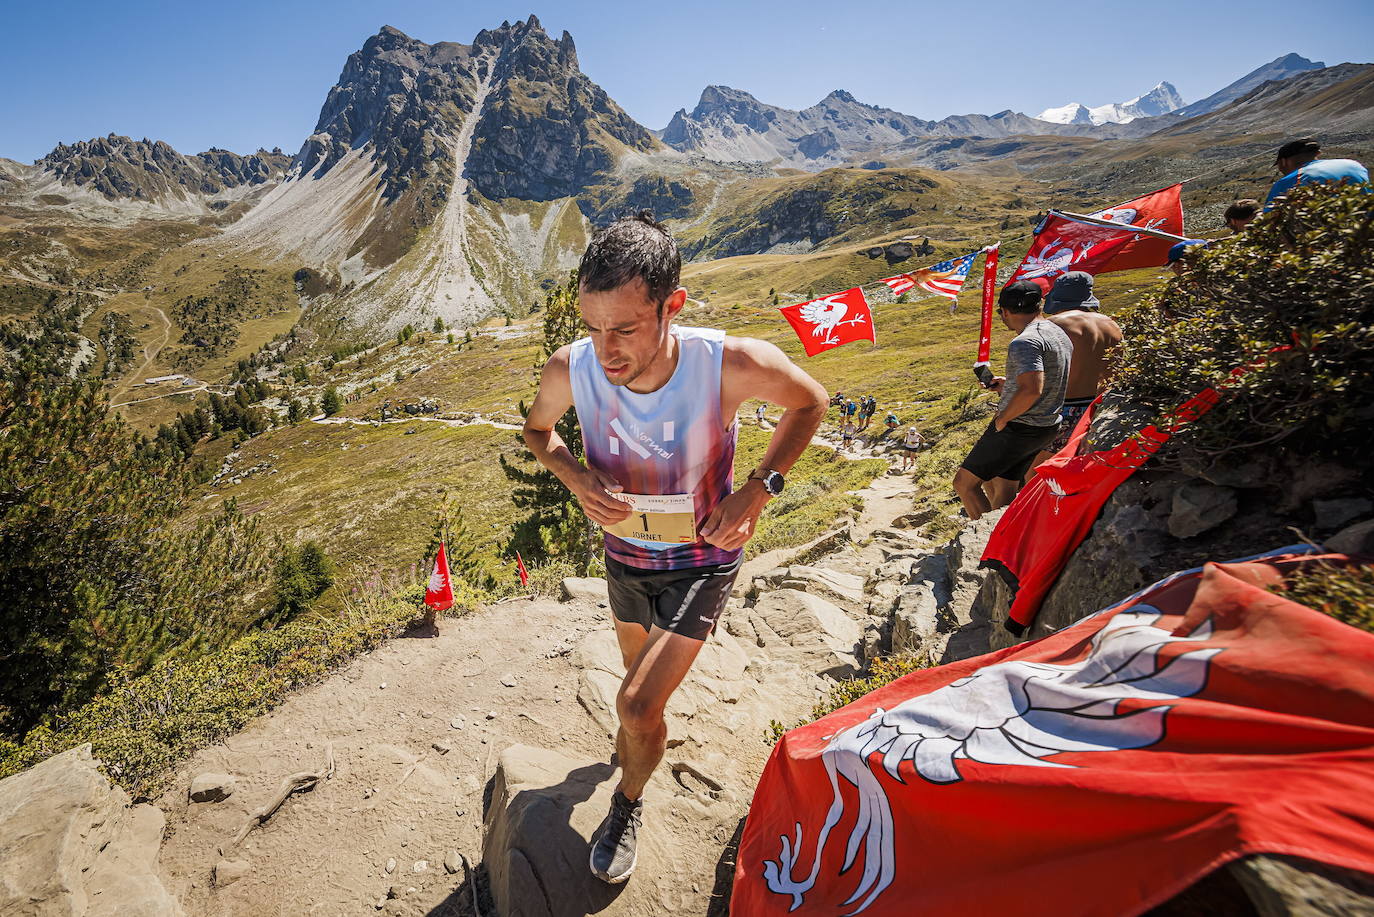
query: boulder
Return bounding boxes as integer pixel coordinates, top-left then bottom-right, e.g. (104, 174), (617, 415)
(1327, 519), (1374, 556)
(188, 771), (236, 803)
(1228, 854), (1374, 916)
(750, 589), (862, 678)
(560, 577), (609, 604)
(0, 743), (182, 916)
(884, 241), (915, 263)
(774, 564), (866, 611)
(1169, 482), (1238, 538)
(482, 745), (663, 917)
(1312, 497), (1373, 533)
(213, 858), (251, 887)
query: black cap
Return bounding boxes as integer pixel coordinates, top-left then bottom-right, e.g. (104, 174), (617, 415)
(1275, 138), (1320, 165)
(998, 280), (1043, 313)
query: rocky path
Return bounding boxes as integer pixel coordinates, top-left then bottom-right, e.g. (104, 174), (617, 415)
(148, 446), (957, 916)
(112, 303), (173, 403)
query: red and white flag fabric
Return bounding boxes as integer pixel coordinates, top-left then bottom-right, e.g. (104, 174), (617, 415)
(1007, 183), (1185, 286)
(732, 548), (1374, 917)
(880, 251), (979, 301)
(515, 550), (529, 588)
(976, 243), (999, 366)
(424, 542), (454, 612)
(779, 288), (876, 357)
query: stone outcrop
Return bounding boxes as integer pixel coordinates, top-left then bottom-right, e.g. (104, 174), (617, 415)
(0, 743), (181, 916)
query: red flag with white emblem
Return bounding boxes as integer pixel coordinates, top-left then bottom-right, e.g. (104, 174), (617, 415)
(732, 548), (1374, 917)
(779, 288), (876, 357)
(1007, 183), (1184, 286)
(424, 542), (454, 612)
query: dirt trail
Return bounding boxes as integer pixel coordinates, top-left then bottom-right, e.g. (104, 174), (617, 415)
(112, 304), (173, 402)
(154, 439), (924, 916)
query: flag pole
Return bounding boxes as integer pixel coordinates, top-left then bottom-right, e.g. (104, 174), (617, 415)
(1050, 210), (1194, 244)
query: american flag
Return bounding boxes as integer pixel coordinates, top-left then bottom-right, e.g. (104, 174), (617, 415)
(880, 250), (979, 300)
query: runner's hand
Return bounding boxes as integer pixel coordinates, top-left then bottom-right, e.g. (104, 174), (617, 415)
(572, 467), (632, 526)
(987, 376), (1006, 393)
(700, 484), (769, 550)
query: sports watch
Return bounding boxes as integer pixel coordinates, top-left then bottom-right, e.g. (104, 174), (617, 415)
(749, 467), (785, 497)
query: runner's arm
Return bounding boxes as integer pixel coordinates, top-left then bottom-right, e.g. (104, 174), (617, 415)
(522, 347), (631, 525)
(702, 338), (828, 549)
(994, 371), (1044, 430)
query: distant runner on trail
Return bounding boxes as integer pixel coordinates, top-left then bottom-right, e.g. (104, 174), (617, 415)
(521, 212), (828, 885)
(901, 425), (924, 471)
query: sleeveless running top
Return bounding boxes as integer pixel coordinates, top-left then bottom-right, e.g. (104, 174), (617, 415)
(568, 325), (740, 571)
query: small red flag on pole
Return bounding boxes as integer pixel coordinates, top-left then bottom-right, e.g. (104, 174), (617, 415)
(424, 542), (454, 612)
(976, 243), (1000, 367)
(515, 551), (529, 588)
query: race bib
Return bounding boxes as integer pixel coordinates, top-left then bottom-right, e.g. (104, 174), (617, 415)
(603, 492), (697, 545)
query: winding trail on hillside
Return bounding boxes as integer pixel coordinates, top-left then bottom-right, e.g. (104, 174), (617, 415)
(151, 436), (923, 916)
(112, 304), (173, 403)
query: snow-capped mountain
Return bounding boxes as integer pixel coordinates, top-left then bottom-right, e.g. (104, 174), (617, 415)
(1037, 82), (1185, 126)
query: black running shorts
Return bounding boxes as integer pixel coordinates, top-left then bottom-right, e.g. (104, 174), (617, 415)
(604, 555), (743, 641)
(961, 419), (1060, 482)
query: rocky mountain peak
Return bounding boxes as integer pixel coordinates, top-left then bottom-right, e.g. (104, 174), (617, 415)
(37, 134), (289, 200)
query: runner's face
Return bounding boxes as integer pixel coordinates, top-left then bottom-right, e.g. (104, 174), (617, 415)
(580, 280), (684, 387)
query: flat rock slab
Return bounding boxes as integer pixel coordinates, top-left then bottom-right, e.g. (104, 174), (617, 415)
(561, 577), (610, 604)
(483, 744), (713, 917)
(0, 743), (181, 916)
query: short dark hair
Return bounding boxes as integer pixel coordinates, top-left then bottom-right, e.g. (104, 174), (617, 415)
(1223, 199), (1260, 223)
(1275, 138), (1320, 165)
(578, 211), (680, 307)
(998, 280), (1043, 314)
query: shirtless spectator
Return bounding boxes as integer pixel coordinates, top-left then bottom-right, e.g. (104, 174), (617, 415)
(1035, 273), (1123, 467)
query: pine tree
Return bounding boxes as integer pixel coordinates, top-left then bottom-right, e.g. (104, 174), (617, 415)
(0, 315), (273, 737)
(321, 386), (342, 417)
(500, 270), (598, 572)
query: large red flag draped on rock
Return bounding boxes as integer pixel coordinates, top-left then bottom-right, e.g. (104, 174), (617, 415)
(732, 548), (1374, 917)
(779, 288), (876, 357)
(425, 542), (454, 612)
(1007, 184), (1184, 286)
(983, 345), (1291, 635)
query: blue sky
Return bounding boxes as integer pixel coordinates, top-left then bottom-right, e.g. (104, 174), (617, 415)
(3, 0), (1371, 163)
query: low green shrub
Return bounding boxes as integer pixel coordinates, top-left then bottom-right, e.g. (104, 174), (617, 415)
(1272, 561), (1374, 635)
(1110, 184), (1374, 463)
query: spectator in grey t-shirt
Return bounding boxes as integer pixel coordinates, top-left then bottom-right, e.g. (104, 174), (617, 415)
(953, 281), (1072, 520)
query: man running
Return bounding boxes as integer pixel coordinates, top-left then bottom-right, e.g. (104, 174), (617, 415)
(1034, 284), (1123, 467)
(521, 213), (828, 884)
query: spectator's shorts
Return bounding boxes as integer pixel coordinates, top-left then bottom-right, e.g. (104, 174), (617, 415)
(1047, 396), (1095, 455)
(961, 419), (1060, 482)
(605, 555), (742, 641)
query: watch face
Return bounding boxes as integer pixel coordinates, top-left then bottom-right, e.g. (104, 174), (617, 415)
(764, 471), (785, 495)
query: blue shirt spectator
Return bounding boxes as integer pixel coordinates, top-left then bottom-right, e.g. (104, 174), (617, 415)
(1265, 138), (1369, 210)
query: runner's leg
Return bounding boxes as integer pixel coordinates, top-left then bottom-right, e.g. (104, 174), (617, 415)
(615, 626), (708, 800)
(612, 618), (650, 671)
